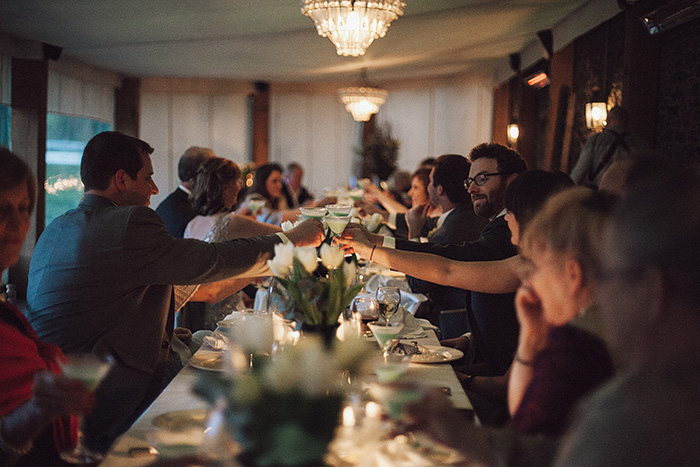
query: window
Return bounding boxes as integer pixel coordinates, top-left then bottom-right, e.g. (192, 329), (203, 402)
(45, 114), (112, 224)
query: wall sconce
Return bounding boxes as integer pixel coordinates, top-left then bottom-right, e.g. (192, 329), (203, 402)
(585, 98), (608, 129)
(507, 123), (519, 147)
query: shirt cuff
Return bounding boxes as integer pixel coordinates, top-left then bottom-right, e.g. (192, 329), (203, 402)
(276, 232), (291, 244)
(386, 212), (398, 230)
(382, 236), (396, 249)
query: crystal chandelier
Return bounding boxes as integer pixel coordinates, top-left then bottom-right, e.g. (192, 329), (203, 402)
(300, 0), (406, 57)
(339, 86), (388, 121)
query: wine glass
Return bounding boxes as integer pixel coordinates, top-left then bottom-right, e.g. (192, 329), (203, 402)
(352, 297), (379, 336)
(368, 321), (404, 362)
(376, 286), (401, 324)
(59, 353), (114, 464)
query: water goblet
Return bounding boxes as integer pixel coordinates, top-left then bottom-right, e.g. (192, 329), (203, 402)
(376, 286), (401, 324)
(58, 353), (114, 465)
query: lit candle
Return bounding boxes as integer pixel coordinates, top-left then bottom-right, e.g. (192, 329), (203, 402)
(342, 406), (356, 427)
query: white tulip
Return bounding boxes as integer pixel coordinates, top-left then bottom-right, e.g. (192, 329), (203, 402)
(273, 242), (295, 269)
(295, 246), (318, 274)
(320, 244), (344, 269)
(342, 261), (356, 287)
(267, 258), (290, 277)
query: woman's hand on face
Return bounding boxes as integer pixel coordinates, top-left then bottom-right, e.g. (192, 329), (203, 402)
(515, 283), (552, 355)
(31, 371), (95, 422)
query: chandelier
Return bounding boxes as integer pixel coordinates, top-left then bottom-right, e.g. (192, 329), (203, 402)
(300, 0), (406, 57)
(339, 86), (387, 121)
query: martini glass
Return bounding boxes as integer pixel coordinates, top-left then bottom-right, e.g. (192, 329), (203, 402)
(326, 215), (351, 237)
(248, 199), (266, 216)
(59, 353), (114, 464)
(368, 322), (404, 362)
(326, 204), (352, 217)
(298, 206), (327, 220)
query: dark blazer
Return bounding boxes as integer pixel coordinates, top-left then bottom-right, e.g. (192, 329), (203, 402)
(155, 187), (196, 238)
(27, 194), (280, 449)
(406, 204), (487, 323)
(396, 215), (519, 375)
(282, 183), (313, 208)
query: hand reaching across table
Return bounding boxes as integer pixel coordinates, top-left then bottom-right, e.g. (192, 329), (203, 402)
(284, 218), (325, 247)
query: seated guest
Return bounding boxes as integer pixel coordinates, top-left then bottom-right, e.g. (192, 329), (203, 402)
(408, 165), (700, 466)
(342, 143), (527, 377)
(360, 168), (441, 239)
(0, 148), (94, 466)
(237, 163), (300, 225)
(281, 162), (314, 208)
(185, 157), (281, 329)
(26, 131), (324, 453)
(156, 146), (215, 237)
(404, 155), (487, 326)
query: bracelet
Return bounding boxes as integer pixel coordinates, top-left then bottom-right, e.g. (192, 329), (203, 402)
(514, 353), (535, 366)
(0, 416), (33, 455)
(369, 245), (377, 262)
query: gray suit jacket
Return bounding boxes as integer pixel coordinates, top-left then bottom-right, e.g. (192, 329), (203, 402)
(28, 194), (279, 374)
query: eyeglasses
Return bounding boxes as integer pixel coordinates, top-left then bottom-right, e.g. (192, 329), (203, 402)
(463, 172), (513, 189)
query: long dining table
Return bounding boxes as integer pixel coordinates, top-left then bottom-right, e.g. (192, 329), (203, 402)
(101, 326), (473, 466)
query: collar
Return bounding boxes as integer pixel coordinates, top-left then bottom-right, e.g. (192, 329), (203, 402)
(492, 207), (507, 220)
(178, 185), (192, 196)
(81, 194), (118, 208)
(436, 207), (455, 230)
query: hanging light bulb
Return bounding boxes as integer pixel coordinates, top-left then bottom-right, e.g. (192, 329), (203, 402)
(301, 0), (406, 57)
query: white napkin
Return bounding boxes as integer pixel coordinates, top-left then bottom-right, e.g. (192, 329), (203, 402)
(202, 333), (229, 350)
(364, 275), (427, 315)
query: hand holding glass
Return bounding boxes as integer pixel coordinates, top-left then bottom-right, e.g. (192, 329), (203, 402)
(59, 353), (113, 464)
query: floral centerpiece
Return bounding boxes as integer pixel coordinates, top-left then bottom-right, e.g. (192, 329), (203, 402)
(194, 335), (377, 467)
(267, 242), (363, 329)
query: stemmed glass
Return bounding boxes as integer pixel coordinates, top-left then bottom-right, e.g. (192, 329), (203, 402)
(325, 215), (351, 238)
(352, 297), (379, 336)
(248, 199), (266, 216)
(376, 286), (401, 324)
(368, 321), (404, 362)
(58, 353), (114, 464)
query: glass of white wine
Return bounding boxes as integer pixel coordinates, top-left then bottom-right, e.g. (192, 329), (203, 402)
(376, 286), (401, 324)
(59, 353), (114, 465)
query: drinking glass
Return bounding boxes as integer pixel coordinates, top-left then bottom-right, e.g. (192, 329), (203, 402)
(59, 353), (114, 464)
(298, 206), (327, 220)
(326, 215), (351, 237)
(326, 204), (353, 217)
(368, 321), (404, 362)
(248, 199), (266, 215)
(352, 296), (379, 336)
(376, 286), (401, 323)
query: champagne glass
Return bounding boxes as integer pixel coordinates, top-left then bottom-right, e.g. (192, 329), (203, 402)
(368, 321), (404, 362)
(352, 297), (379, 336)
(59, 353), (114, 464)
(248, 199), (266, 215)
(376, 286), (401, 324)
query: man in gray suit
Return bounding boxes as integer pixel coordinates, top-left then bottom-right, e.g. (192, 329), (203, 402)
(27, 131), (323, 454)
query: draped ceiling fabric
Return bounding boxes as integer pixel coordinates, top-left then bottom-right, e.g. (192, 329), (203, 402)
(0, 1), (590, 84)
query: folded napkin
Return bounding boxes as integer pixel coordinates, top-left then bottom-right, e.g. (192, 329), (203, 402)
(364, 275), (427, 315)
(201, 332), (229, 350)
(399, 308), (434, 339)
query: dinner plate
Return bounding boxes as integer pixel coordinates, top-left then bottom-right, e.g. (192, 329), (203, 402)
(151, 408), (210, 431)
(410, 345), (464, 364)
(189, 350), (225, 371)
